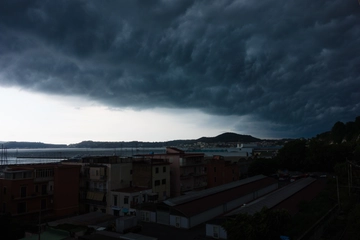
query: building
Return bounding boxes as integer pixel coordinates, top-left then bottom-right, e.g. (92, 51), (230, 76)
(110, 186), (152, 216)
(138, 175), (278, 229)
(0, 163), (81, 222)
(136, 147), (207, 197)
(132, 158), (170, 201)
(62, 156), (132, 215)
(205, 177), (326, 239)
(206, 155), (240, 188)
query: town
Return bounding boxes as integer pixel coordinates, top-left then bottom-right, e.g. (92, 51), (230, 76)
(1, 118), (360, 240)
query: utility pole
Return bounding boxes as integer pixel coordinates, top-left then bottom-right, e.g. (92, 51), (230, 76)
(336, 175), (340, 208)
(349, 161), (353, 196)
(38, 203), (41, 240)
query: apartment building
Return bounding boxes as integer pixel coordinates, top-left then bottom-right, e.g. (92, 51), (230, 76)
(132, 158), (170, 201)
(0, 163), (80, 222)
(206, 155), (240, 188)
(136, 147), (206, 197)
(110, 186), (152, 216)
(62, 156), (132, 215)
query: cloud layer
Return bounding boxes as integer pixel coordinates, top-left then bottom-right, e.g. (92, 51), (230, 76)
(1, 0), (359, 138)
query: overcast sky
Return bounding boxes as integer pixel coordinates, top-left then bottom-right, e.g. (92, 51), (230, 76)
(0, 0), (359, 144)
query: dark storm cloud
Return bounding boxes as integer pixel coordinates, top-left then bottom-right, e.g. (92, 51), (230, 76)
(1, 0), (359, 138)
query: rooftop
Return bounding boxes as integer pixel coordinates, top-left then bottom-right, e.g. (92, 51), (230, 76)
(225, 177), (317, 216)
(164, 175), (267, 206)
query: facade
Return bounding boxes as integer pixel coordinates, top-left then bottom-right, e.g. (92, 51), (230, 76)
(206, 155), (240, 188)
(0, 163), (80, 222)
(132, 158), (170, 201)
(136, 147), (206, 197)
(110, 186), (152, 216)
(62, 156), (132, 214)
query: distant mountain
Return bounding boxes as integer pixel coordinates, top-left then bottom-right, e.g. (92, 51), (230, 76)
(197, 132), (261, 143)
(68, 132), (261, 148)
(2, 141), (67, 149)
(1, 132), (262, 149)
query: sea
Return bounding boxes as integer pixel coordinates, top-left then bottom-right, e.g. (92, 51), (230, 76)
(0, 147), (167, 165)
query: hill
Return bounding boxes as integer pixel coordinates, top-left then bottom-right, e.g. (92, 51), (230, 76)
(1, 132), (262, 149)
(197, 132), (260, 143)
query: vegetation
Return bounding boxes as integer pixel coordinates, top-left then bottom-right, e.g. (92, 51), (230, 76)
(222, 207), (291, 240)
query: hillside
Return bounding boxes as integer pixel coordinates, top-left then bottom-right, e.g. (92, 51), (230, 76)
(315, 116), (360, 144)
(2, 132), (261, 149)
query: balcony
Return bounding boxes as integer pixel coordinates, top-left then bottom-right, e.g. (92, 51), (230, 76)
(179, 162), (204, 167)
(34, 176), (54, 183)
(193, 172), (207, 177)
(87, 187), (107, 193)
(84, 199), (107, 206)
(12, 191), (53, 200)
(88, 175), (107, 181)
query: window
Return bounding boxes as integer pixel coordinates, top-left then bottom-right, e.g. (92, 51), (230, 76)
(41, 199), (46, 210)
(213, 226), (219, 238)
(21, 186), (27, 198)
(130, 169), (133, 174)
(154, 180), (160, 186)
(2, 203), (6, 213)
(162, 179), (166, 185)
(113, 209), (120, 216)
(17, 202), (26, 214)
(3, 187), (6, 195)
(163, 166), (166, 173)
(124, 197), (129, 204)
(35, 185), (39, 193)
(41, 185), (47, 195)
(214, 177), (217, 183)
(155, 167), (159, 173)
(214, 167), (216, 172)
(113, 195), (118, 206)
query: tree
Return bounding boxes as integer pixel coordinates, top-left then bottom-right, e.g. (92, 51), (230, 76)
(223, 207), (291, 240)
(248, 158), (279, 176)
(276, 139), (307, 171)
(332, 121), (346, 144)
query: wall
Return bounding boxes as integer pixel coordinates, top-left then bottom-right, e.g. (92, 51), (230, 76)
(169, 215), (189, 228)
(53, 165), (81, 217)
(140, 210), (156, 222)
(107, 163), (132, 214)
(190, 205), (224, 228)
(206, 224), (228, 239)
(152, 164), (170, 200)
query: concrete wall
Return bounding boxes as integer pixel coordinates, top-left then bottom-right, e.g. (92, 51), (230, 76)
(152, 165), (170, 201)
(169, 215), (189, 228)
(206, 223), (228, 239)
(140, 210), (156, 223)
